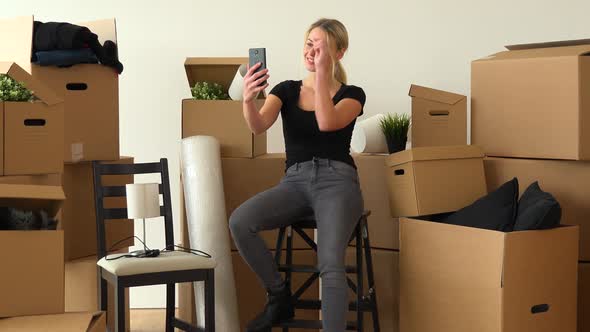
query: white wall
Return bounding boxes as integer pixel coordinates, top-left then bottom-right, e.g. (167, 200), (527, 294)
(4, 0), (590, 308)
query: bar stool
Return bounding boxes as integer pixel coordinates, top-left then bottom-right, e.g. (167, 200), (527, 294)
(272, 210), (380, 331)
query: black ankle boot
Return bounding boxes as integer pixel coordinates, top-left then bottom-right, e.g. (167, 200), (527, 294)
(245, 284), (295, 332)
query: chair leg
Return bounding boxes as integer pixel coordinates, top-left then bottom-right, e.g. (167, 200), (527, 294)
(98, 270), (108, 312)
(165, 283), (175, 332)
(362, 219), (380, 332)
(355, 224), (364, 332)
(205, 270), (215, 332)
(114, 283), (126, 332)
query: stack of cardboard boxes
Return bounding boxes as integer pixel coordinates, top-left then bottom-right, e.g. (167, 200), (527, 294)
(472, 40), (590, 332)
(0, 16), (133, 331)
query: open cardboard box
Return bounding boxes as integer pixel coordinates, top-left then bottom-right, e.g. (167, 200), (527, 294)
(0, 311), (106, 332)
(59, 156), (135, 261)
(0, 184), (66, 318)
(385, 145), (487, 217)
(0, 62), (64, 175)
(182, 57), (266, 158)
(0, 15), (119, 163)
(409, 84), (467, 148)
(400, 218), (579, 332)
(472, 39), (590, 160)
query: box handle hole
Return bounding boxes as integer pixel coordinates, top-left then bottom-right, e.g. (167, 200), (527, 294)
(394, 169), (405, 176)
(429, 110), (450, 117)
(24, 119), (46, 127)
(66, 83), (88, 91)
(531, 304), (550, 314)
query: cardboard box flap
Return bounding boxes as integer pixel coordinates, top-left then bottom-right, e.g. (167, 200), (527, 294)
(0, 16), (34, 73)
(477, 43), (590, 62)
(386, 145), (484, 167)
(506, 38), (590, 51)
(408, 84), (465, 105)
(0, 184), (65, 216)
(78, 18), (117, 45)
(0, 61), (62, 105)
(0, 311), (103, 331)
(184, 57), (250, 92)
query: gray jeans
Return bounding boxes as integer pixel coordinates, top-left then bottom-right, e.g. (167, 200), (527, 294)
(229, 157), (364, 332)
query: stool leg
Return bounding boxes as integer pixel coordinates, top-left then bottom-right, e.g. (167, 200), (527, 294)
(165, 283), (174, 332)
(205, 269), (215, 332)
(362, 218), (380, 332)
(356, 224), (364, 332)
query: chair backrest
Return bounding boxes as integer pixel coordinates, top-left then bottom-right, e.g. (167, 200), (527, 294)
(92, 158), (174, 259)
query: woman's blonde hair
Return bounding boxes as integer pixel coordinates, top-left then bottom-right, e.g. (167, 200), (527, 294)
(305, 18), (349, 84)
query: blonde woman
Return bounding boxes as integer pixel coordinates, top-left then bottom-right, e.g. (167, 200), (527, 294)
(230, 18), (366, 332)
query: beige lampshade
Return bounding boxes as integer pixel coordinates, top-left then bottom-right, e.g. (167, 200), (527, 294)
(126, 183), (160, 219)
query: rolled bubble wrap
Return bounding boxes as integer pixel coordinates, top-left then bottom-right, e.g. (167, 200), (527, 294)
(181, 135), (239, 331)
(351, 114), (388, 153)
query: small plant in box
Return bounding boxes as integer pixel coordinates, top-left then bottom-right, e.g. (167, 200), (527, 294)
(0, 74), (34, 102)
(191, 81), (229, 100)
(380, 113), (410, 154)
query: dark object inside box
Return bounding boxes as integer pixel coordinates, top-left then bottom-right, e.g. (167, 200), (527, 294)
(0, 207), (57, 230)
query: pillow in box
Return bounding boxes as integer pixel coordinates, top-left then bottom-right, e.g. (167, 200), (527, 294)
(514, 181), (561, 231)
(444, 178), (519, 232)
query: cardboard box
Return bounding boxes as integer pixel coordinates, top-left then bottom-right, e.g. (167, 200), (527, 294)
(0, 173), (61, 186)
(182, 57), (266, 158)
(345, 248), (399, 332)
(485, 157), (590, 260)
(65, 253), (130, 332)
(385, 145), (487, 217)
(179, 250), (319, 331)
(400, 218), (579, 332)
(0, 184), (65, 317)
(0, 62), (64, 175)
(472, 39), (590, 160)
(180, 154), (313, 251)
(0, 311), (106, 332)
(409, 84), (467, 148)
(0, 16), (119, 162)
(59, 156), (134, 261)
(579, 263), (590, 332)
(353, 153), (399, 249)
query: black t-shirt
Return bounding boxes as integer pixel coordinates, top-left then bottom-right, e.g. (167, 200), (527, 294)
(270, 80), (366, 171)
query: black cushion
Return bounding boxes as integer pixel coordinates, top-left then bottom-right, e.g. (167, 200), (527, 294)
(444, 178), (519, 232)
(514, 181), (561, 231)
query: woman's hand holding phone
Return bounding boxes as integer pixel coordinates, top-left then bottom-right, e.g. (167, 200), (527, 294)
(243, 63), (269, 102)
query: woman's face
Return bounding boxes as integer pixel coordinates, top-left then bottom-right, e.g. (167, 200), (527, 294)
(303, 27), (332, 72)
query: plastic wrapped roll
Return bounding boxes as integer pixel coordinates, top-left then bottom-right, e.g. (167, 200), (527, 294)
(181, 135), (239, 331)
(351, 114), (388, 153)
(228, 64), (248, 101)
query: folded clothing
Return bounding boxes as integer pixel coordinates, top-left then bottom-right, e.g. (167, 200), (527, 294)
(514, 181), (561, 231)
(0, 207), (57, 230)
(33, 48), (99, 67)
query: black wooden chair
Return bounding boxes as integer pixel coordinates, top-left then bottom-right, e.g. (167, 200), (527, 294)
(92, 158), (216, 332)
(273, 210), (380, 331)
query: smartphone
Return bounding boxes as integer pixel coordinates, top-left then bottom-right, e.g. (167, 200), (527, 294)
(249, 48), (267, 86)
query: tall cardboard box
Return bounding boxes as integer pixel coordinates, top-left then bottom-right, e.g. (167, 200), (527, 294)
(0, 16), (119, 162)
(65, 253), (130, 332)
(179, 250), (319, 331)
(472, 39), (590, 160)
(345, 248), (399, 332)
(409, 84), (467, 148)
(0, 311), (106, 332)
(60, 157), (134, 261)
(182, 57), (266, 158)
(485, 157), (590, 260)
(385, 145), (487, 217)
(353, 153), (399, 249)
(579, 263), (590, 332)
(0, 184), (65, 317)
(0, 62), (64, 175)
(400, 218), (579, 332)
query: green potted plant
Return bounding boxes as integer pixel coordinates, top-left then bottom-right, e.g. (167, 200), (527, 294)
(380, 113), (410, 154)
(0, 74), (34, 102)
(191, 81), (229, 100)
